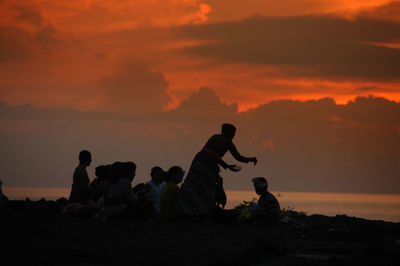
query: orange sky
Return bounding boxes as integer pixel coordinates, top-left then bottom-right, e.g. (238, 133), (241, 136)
(0, 0), (400, 112)
(1, 1), (400, 194)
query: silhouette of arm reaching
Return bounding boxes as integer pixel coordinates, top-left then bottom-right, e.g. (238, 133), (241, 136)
(220, 142), (257, 171)
(202, 133), (257, 170)
(218, 157), (230, 170)
(229, 142), (254, 163)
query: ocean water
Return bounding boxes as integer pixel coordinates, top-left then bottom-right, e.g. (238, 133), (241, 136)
(3, 187), (400, 222)
(225, 191), (400, 223)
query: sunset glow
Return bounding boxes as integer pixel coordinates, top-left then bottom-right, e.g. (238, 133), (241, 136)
(0, 1), (399, 194)
(0, 0), (399, 111)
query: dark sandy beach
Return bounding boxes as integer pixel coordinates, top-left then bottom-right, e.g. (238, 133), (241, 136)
(1, 199), (399, 265)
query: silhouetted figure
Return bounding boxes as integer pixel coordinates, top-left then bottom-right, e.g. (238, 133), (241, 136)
(105, 162), (137, 218)
(0, 180), (8, 204)
(250, 177), (280, 224)
(88, 165), (111, 204)
(146, 166), (165, 214)
(176, 123), (257, 216)
(132, 181), (155, 218)
(109, 161), (124, 184)
(160, 166), (184, 219)
(69, 150), (92, 204)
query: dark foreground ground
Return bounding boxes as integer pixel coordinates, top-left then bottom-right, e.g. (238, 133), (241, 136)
(0, 199), (399, 266)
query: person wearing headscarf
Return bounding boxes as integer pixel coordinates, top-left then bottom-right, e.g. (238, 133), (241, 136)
(176, 123), (257, 216)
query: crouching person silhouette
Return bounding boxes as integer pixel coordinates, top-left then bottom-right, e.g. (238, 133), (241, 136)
(250, 177), (280, 225)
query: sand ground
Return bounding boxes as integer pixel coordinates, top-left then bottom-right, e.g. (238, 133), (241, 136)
(0, 199), (399, 265)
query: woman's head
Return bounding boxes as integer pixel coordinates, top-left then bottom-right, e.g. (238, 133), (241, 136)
(221, 123), (236, 140)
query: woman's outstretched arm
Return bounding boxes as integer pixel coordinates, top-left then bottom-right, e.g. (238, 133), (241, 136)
(229, 142), (257, 165)
(218, 158), (229, 169)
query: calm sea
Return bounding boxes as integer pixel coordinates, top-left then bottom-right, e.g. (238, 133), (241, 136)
(3, 187), (400, 223)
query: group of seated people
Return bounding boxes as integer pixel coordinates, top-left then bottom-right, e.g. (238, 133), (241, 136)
(65, 150), (185, 220)
(65, 150), (280, 224)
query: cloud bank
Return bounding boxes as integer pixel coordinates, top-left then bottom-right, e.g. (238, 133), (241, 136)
(1, 89), (399, 194)
(178, 12), (400, 80)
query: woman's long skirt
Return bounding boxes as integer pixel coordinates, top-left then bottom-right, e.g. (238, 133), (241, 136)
(176, 151), (220, 216)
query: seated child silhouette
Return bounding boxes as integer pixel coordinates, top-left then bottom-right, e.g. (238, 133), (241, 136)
(251, 177), (280, 224)
(160, 166), (185, 219)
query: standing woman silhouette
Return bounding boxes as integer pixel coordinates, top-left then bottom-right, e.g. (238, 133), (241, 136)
(176, 123), (257, 216)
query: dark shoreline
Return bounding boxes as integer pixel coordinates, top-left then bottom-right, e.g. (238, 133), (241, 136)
(1, 198), (399, 265)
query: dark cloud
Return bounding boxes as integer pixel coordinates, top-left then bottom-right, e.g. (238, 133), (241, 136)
(355, 86), (381, 92)
(236, 96), (400, 193)
(0, 6), (60, 62)
(0, 27), (29, 62)
(0, 25), (60, 62)
(167, 87), (237, 118)
(241, 97), (337, 126)
(165, 87), (239, 141)
(35, 25), (60, 50)
(13, 5), (44, 27)
(339, 96), (400, 125)
(0, 92), (399, 193)
(99, 61), (171, 113)
(177, 12), (400, 80)
(354, 86), (400, 94)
